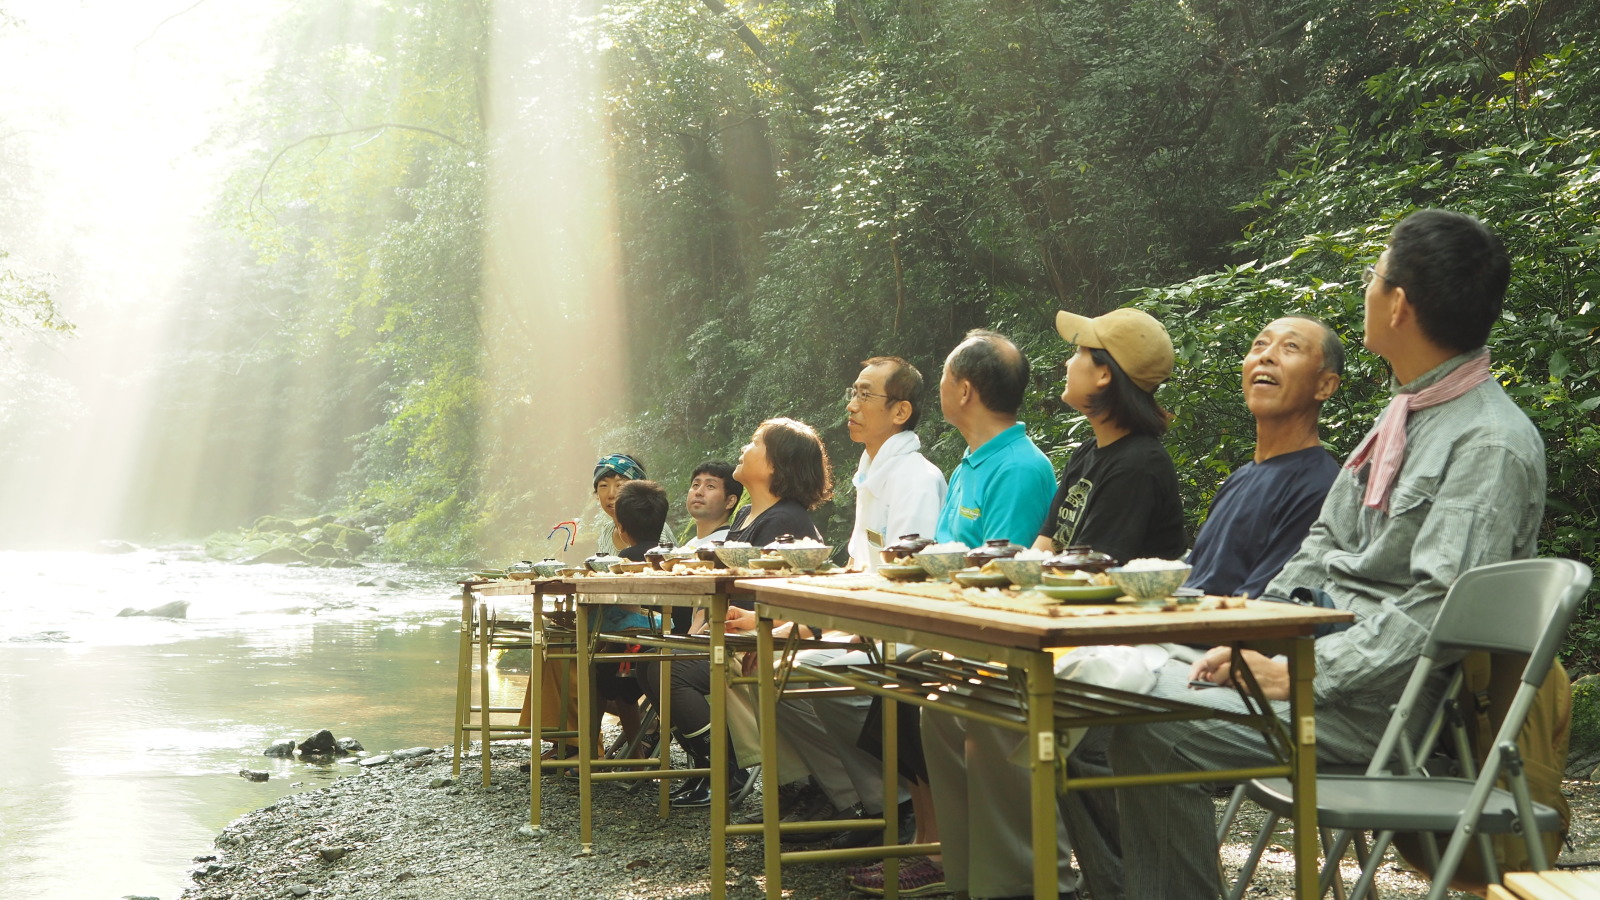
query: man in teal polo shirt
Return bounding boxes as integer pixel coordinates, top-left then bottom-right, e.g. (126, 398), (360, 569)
(919, 329), (1072, 900)
(934, 329), (1056, 546)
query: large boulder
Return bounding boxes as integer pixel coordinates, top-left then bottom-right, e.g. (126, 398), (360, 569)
(297, 729), (339, 756)
(251, 515), (298, 535)
(245, 546), (309, 565)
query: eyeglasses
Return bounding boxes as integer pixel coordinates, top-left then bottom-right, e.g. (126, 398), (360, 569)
(843, 387), (895, 404)
(1362, 264), (1398, 289)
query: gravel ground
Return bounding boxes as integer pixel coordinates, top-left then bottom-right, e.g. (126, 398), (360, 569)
(180, 739), (1600, 900)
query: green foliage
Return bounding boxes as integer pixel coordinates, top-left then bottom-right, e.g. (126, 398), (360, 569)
(0, 250), (71, 339)
(139, 0), (1600, 635)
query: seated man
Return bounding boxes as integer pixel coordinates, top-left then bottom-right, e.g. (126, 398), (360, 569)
(670, 460), (742, 635)
(760, 356), (946, 858)
(1068, 209), (1547, 900)
(1185, 314), (1344, 597)
(920, 330), (1067, 900)
(681, 459), (742, 549)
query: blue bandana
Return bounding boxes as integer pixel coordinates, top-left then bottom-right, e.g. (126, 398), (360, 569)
(593, 454), (646, 489)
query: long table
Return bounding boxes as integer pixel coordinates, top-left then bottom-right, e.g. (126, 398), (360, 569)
(572, 570), (787, 892)
(451, 576), (578, 829)
(740, 576), (1353, 900)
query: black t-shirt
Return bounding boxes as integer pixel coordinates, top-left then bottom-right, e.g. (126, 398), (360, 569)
(617, 542), (649, 562)
(1039, 433), (1185, 565)
(726, 498), (823, 546)
(1186, 446), (1339, 598)
(726, 498), (823, 612)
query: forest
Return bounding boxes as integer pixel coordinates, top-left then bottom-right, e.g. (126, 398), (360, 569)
(7, 1), (1597, 661)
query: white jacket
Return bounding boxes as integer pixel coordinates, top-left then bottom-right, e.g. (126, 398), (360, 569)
(848, 430), (947, 571)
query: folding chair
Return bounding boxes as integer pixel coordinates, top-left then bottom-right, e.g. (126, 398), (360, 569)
(1230, 557), (1592, 900)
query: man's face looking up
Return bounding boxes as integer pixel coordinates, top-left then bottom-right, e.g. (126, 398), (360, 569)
(686, 473), (735, 524)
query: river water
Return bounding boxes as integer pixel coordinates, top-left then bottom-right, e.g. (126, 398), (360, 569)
(0, 546), (525, 900)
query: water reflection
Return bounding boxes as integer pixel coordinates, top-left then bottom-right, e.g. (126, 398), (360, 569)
(0, 549), (523, 900)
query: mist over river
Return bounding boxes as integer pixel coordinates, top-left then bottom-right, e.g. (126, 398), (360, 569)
(0, 547), (523, 900)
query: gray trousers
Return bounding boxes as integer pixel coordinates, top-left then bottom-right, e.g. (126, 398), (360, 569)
(1065, 660), (1392, 900)
(775, 645), (908, 814)
(923, 707), (1077, 898)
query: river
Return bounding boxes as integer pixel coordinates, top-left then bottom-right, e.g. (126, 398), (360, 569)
(0, 546), (526, 900)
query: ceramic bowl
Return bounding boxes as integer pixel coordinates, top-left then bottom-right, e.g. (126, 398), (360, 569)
(715, 545), (763, 570)
(531, 558), (564, 578)
(952, 567), (1012, 589)
(990, 556), (1044, 588)
(1106, 564), (1191, 605)
(914, 548), (969, 581)
(611, 561), (649, 574)
(877, 563), (928, 582)
(748, 555), (790, 571)
(774, 545), (832, 573)
(585, 554), (624, 573)
(555, 567), (586, 579)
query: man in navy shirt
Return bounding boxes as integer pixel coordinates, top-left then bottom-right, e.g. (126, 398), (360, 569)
(1185, 315), (1345, 597)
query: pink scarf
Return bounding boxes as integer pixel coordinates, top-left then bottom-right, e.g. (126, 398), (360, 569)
(1345, 349), (1493, 512)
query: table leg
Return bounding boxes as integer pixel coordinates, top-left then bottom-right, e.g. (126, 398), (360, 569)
(658, 605), (674, 819)
(478, 600), (492, 788)
(529, 592), (545, 829)
(1288, 637), (1318, 900)
(883, 640), (901, 900)
(1027, 650), (1059, 900)
(577, 603), (594, 855)
(452, 586), (472, 778)
(758, 616), (780, 900)
(709, 593), (729, 900)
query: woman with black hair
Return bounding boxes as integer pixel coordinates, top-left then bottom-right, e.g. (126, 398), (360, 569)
(1036, 308), (1186, 563)
(640, 417), (832, 809)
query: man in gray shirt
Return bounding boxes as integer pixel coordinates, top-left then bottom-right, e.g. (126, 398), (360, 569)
(1067, 209), (1547, 900)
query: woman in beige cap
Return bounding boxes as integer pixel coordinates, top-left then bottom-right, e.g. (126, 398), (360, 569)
(1034, 307), (1186, 564)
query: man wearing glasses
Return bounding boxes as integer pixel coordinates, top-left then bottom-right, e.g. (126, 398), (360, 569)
(747, 357), (947, 857)
(842, 356), (949, 569)
(1068, 209), (1547, 900)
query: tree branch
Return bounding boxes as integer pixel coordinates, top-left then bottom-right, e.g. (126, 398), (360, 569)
(251, 124), (466, 210)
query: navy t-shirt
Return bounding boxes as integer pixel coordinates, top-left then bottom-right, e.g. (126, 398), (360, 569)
(1186, 445), (1339, 597)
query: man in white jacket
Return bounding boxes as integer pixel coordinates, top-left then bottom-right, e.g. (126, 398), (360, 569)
(742, 357), (947, 856)
(845, 356), (949, 570)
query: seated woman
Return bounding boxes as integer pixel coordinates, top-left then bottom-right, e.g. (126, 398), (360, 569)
(925, 308), (1186, 900)
(636, 417), (832, 808)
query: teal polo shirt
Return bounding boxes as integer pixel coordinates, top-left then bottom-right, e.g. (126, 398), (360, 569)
(934, 422), (1056, 547)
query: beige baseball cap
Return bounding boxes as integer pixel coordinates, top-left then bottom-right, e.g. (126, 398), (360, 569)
(1054, 308), (1174, 393)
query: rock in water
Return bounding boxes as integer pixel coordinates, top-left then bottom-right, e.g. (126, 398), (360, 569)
(263, 739), (297, 758)
(239, 769), (269, 782)
(114, 600), (191, 619)
(391, 746), (434, 761)
(335, 737), (364, 754)
(298, 729), (338, 756)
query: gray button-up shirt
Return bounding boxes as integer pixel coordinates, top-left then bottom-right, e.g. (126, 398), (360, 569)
(1266, 347), (1546, 707)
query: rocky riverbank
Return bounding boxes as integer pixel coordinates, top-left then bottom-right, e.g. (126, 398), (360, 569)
(177, 738), (1600, 900)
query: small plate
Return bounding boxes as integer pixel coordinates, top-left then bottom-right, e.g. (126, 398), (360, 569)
(1032, 583), (1123, 603)
(952, 568), (1012, 589)
(879, 564), (928, 582)
(1040, 571), (1095, 587)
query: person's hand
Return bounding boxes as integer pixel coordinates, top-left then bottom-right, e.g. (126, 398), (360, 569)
(724, 606), (758, 634)
(1189, 646), (1290, 700)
